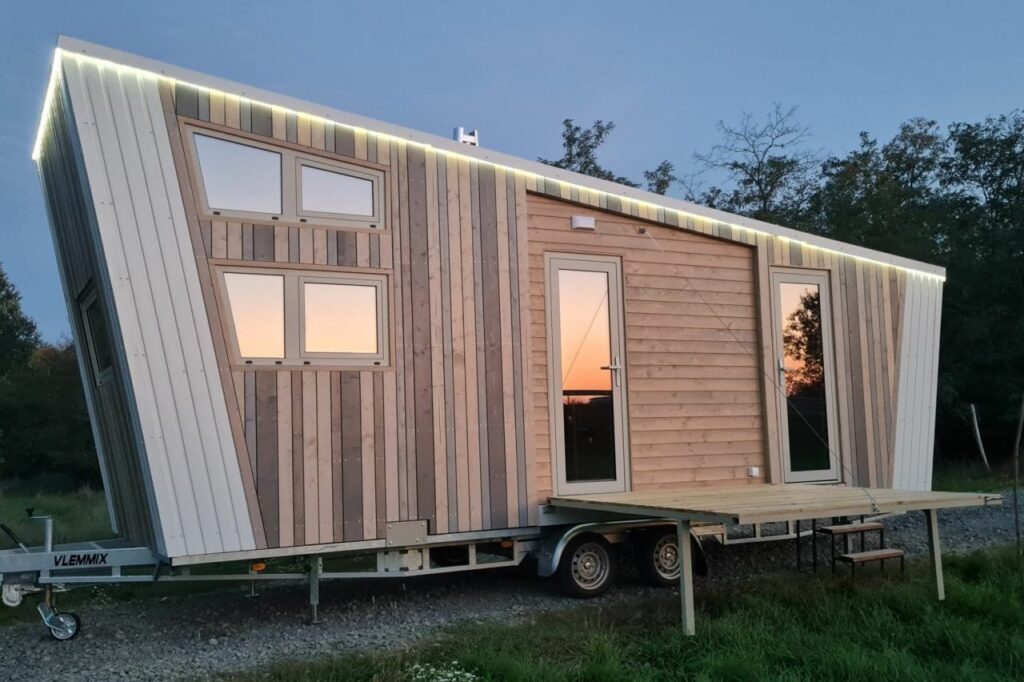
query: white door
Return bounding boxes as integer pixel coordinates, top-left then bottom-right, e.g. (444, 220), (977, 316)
(546, 254), (629, 495)
(770, 269), (842, 483)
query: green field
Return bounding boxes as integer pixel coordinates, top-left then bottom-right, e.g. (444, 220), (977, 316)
(235, 548), (1024, 681)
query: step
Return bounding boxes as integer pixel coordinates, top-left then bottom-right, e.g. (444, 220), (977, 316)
(837, 548), (905, 564)
(815, 522), (884, 536)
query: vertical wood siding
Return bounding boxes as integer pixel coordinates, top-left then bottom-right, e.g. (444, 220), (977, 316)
(60, 59), (257, 558)
(891, 273), (943, 490)
(37, 79), (158, 551)
(167, 82), (535, 549)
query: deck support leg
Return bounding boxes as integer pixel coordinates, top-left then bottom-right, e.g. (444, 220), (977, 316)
(307, 556), (322, 624)
(924, 509), (945, 601)
(676, 520), (695, 636)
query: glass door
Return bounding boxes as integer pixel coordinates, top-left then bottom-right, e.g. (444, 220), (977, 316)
(547, 254), (629, 495)
(770, 269), (841, 483)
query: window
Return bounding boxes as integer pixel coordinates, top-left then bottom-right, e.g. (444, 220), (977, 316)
(186, 125), (385, 229)
(217, 266), (388, 367)
(299, 164), (375, 218)
(193, 134), (282, 215)
(303, 281), (380, 354)
(223, 273), (285, 358)
(79, 290), (115, 384)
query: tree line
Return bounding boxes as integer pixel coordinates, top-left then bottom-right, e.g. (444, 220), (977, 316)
(0, 105), (1020, 488)
(544, 106), (1023, 461)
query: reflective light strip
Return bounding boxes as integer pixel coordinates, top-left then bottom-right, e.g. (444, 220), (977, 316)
(32, 47), (946, 282)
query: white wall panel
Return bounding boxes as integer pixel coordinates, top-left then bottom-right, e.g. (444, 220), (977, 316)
(892, 273), (944, 491)
(63, 55), (255, 557)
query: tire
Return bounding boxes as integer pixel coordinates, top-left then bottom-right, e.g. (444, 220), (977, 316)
(557, 534), (618, 598)
(47, 612), (80, 641)
(637, 529), (708, 587)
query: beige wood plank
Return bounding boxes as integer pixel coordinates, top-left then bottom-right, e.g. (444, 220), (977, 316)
(302, 371), (318, 545)
(425, 150), (448, 534)
(316, 371), (332, 544)
(459, 158), (482, 529)
(360, 372), (377, 539)
(495, 168), (519, 526)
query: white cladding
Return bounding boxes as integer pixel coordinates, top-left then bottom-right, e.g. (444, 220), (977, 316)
(891, 273), (944, 491)
(61, 55), (256, 557)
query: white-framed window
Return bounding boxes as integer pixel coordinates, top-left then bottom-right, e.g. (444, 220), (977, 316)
(216, 265), (389, 367)
(79, 288), (115, 385)
(186, 125), (385, 230)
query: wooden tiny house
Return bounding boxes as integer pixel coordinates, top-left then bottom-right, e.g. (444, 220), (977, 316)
(35, 37), (946, 565)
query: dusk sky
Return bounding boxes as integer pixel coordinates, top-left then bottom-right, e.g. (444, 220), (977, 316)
(3, 0), (1021, 340)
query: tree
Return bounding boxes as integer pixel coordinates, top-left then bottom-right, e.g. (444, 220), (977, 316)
(0, 263), (98, 488)
(539, 119), (639, 187)
(688, 104), (818, 225)
(0, 263), (41, 380)
(782, 290), (825, 397)
(539, 119), (676, 193)
(644, 160), (677, 195)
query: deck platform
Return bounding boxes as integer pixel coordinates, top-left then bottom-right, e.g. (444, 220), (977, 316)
(549, 484), (1001, 636)
(549, 484), (1000, 526)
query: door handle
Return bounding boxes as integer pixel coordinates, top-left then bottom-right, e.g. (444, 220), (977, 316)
(600, 355), (622, 387)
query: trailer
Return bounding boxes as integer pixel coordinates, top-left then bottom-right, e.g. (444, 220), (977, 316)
(5, 36), (999, 640)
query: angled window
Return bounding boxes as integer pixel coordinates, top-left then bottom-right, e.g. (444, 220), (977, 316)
(79, 289), (115, 385)
(185, 125), (385, 229)
(193, 133), (282, 215)
(216, 266), (388, 367)
(223, 272), (285, 359)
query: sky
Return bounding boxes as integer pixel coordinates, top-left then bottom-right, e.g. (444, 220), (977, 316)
(2, 0), (1021, 341)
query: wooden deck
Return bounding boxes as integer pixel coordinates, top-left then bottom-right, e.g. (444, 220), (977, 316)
(550, 483), (1001, 636)
(549, 484), (1001, 525)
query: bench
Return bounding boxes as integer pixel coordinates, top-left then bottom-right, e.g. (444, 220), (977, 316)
(837, 548), (906, 576)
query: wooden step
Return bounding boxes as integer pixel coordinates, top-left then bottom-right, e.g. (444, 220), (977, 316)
(816, 522), (884, 536)
(837, 548), (905, 564)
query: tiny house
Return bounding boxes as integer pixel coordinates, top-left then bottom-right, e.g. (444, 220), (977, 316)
(34, 37), (947, 571)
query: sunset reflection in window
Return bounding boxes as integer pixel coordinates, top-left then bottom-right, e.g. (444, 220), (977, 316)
(304, 282), (378, 354)
(224, 273), (285, 358)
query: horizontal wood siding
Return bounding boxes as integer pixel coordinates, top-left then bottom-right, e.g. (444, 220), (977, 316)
(527, 195), (765, 495)
(166, 82), (534, 549)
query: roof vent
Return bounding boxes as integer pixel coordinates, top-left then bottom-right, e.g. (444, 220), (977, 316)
(453, 127), (480, 146)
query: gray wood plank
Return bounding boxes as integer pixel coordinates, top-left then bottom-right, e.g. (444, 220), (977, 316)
(341, 372), (364, 541)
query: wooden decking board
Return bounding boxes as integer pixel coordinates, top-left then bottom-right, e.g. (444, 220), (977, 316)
(550, 484), (1001, 525)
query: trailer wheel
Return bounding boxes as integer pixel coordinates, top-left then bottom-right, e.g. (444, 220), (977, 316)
(637, 529), (708, 587)
(558, 534), (617, 598)
(47, 612), (80, 641)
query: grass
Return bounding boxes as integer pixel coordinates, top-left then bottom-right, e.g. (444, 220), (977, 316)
(932, 459), (1017, 493)
(237, 548), (1024, 681)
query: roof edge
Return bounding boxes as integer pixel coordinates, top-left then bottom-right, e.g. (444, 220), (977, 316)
(47, 35), (945, 279)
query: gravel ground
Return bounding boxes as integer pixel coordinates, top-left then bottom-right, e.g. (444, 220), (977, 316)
(1, 488), (1017, 681)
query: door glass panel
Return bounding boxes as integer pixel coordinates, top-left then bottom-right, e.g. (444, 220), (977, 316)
(224, 273), (285, 358)
(558, 269), (616, 482)
(779, 282), (831, 472)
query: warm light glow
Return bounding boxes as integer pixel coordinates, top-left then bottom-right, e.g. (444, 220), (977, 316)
(31, 44), (946, 282)
(31, 48), (63, 161)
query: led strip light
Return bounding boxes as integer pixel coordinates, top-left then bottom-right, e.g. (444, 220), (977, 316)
(32, 43), (946, 282)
